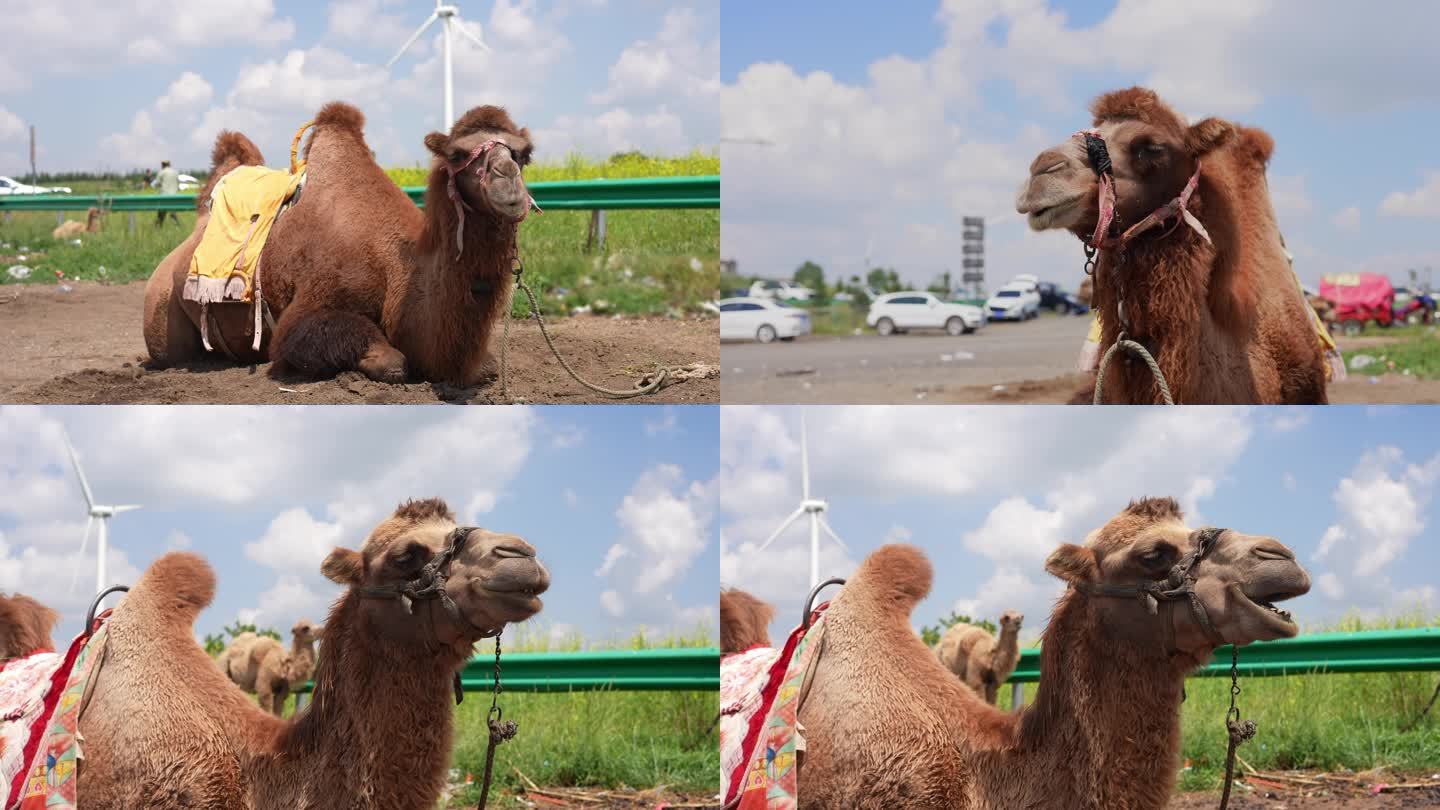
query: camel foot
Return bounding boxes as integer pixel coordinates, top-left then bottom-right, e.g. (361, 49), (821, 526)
(359, 346), (407, 383)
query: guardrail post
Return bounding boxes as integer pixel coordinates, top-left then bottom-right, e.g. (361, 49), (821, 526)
(56, 211), (63, 227)
(2, 211), (9, 225)
(586, 209), (607, 252)
(296, 692), (309, 712)
(1011, 681), (1024, 709)
(128, 212), (136, 234)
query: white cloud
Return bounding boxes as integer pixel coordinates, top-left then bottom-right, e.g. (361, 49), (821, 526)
(165, 530), (193, 551)
(1380, 172), (1440, 219)
(595, 543), (629, 577)
(1268, 175), (1313, 219)
(1316, 572), (1344, 600)
(550, 424), (585, 448)
(612, 465), (711, 594)
(0, 107), (24, 141)
(1331, 206), (1361, 230)
(881, 525), (912, 544)
(155, 72), (214, 114)
(244, 507), (349, 573)
(644, 407), (680, 437)
(589, 8), (718, 107)
(599, 589), (624, 617)
(242, 575), (331, 628)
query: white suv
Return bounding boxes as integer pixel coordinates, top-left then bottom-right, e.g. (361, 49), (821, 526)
(866, 292), (985, 336)
(748, 279), (815, 302)
(986, 283), (1041, 321)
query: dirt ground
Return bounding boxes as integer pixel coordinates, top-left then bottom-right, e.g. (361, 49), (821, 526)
(0, 281), (717, 404)
(923, 372), (1440, 404)
(1167, 770), (1440, 809)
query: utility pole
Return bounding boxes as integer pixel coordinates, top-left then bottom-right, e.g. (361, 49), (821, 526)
(29, 126), (37, 185)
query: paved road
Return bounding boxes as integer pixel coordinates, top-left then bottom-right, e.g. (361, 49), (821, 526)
(721, 315), (1092, 403)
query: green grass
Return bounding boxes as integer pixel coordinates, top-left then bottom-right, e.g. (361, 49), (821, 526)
(995, 614), (1440, 792)
(0, 153), (719, 317)
(1340, 325), (1440, 379)
(445, 625), (718, 808)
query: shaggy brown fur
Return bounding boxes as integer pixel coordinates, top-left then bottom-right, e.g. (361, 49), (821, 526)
(935, 610), (1023, 704)
(720, 589), (774, 654)
(1017, 87), (1327, 404)
(790, 497), (1311, 809)
(143, 101), (534, 387)
(79, 498), (550, 809)
(0, 593), (59, 660)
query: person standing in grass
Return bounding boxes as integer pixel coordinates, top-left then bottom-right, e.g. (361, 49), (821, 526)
(152, 160), (180, 226)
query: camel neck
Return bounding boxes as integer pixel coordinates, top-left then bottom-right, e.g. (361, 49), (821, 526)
(1018, 593), (1188, 809)
(273, 596), (463, 808)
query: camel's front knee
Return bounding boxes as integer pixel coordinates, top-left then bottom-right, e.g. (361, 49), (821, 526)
(359, 342), (407, 383)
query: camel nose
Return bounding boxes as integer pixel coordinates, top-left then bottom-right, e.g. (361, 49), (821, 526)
(491, 154), (520, 178)
(1251, 539), (1295, 562)
(1028, 149), (1070, 178)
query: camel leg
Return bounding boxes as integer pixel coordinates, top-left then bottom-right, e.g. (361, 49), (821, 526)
(271, 305), (407, 382)
(985, 682), (999, 705)
(142, 249), (204, 367)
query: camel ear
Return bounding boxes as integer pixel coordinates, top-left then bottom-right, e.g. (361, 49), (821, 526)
(1186, 117), (1235, 156)
(321, 547), (364, 585)
(423, 132), (449, 157)
(1045, 544), (1098, 584)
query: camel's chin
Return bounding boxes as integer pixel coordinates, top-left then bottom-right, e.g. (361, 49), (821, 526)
(1025, 197), (1085, 232)
(1230, 584), (1301, 641)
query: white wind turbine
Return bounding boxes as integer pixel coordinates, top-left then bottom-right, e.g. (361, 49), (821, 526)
(387, 0), (492, 128)
(64, 434), (141, 596)
(754, 417), (849, 588)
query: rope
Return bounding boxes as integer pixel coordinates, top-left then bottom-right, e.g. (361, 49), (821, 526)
(1093, 331), (1175, 405)
(1217, 647), (1256, 810)
(499, 260), (670, 401)
(1400, 676), (1440, 732)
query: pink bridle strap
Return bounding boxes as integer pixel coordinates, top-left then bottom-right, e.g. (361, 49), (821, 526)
(445, 139), (542, 258)
(1074, 130), (1210, 252)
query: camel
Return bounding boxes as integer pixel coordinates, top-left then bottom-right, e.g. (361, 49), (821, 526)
(143, 101), (534, 386)
(720, 588), (774, 654)
(0, 592), (58, 660)
(935, 610), (1023, 705)
(1016, 87), (1327, 404)
(78, 497), (550, 809)
(51, 207), (102, 239)
(220, 618), (320, 716)
(784, 497), (1310, 809)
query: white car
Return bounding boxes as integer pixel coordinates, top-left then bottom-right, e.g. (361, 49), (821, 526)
(866, 291), (985, 336)
(177, 173), (200, 190)
(748, 279), (815, 302)
(719, 296), (811, 343)
(0, 176), (71, 195)
(986, 283), (1042, 321)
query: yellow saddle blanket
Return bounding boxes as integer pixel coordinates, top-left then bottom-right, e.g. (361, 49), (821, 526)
(184, 165), (303, 307)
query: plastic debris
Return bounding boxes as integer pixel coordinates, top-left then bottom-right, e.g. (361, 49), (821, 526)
(689, 257), (704, 272)
(70, 238), (83, 246)
(6, 265), (32, 280)
(1349, 354), (1376, 370)
(570, 304), (592, 316)
(992, 384), (1008, 393)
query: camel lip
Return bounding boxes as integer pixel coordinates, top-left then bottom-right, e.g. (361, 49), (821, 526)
(1024, 195), (1083, 230)
(1234, 582), (1304, 635)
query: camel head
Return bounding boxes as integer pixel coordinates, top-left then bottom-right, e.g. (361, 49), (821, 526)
(424, 105), (534, 223)
(720, 589), (775, 654)
(1016, 87), (1234, 238)
(291, 618), (319, 646)
(1044, 497), (1310, 659)
(321, 498), (549, 653)
(0, 593), (59, 659)
(998, 609), (1023, 634)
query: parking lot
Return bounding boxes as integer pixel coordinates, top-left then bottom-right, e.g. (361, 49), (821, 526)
(721, 314), (1092, 403)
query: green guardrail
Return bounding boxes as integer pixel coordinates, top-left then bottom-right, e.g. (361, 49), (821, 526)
(0, 176), (720, 213)
(1008, 627), (1440, 683)
(294, 647), (720, 695)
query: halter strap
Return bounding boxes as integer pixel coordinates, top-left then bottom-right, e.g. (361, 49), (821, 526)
(444, 140), (542, 258)
(1075, 129), (1210, 253)
(358, 526), (498, 639)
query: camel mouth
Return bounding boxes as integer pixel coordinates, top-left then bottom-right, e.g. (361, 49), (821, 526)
(1234, 582), (1305, 636)
(1024, 195), (1084, 231)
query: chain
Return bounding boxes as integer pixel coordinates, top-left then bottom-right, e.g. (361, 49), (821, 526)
(1227, 646), (1242, 725)
(476, 632), (518, 810)
(1217, 646), (1256, 810)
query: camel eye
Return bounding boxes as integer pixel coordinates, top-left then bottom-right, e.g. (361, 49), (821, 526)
(1137, 142), (1166, 158)
(1139, 544), (1175, 567)
(449, 150), (467, 163)
(393, 543), (430, 571)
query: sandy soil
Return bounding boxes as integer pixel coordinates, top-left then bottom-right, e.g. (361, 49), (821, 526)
(1167, 770), (1440, 809)
(0, 281), (718, 404)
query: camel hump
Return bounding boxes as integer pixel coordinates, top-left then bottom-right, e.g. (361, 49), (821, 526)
(125, 551), (216, 621)
(210, 131), (264, 170)
(848, 544), (932, 614)
(313, 101), (366, 135)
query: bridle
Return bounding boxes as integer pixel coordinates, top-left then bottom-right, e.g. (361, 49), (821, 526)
(1071, 526), (1228, 654)
(445, 139), (542, 257)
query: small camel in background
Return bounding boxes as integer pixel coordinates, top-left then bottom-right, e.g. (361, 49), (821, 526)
(936, 609), (1023, 704)
(220, 618), (320, 715)
(51, 207), (102, 239)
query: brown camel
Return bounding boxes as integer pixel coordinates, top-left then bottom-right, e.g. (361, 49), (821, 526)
(51, 207), (102, 239)
(788, 497), (1310, 809)
(720, 588), (774, 654)
(78, 497), (550, 809)
(1016, 87), (1326, 404)
(143, 101), (534, 386)
(0, 593), (58, 660)
(935, 609), (1023, 705)
(220, 618), (320, 716)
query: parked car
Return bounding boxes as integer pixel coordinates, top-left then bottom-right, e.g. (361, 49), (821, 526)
(748, 279), (816, 302)
(866, 291), (985, 336)
(985, 283), (1042, 321)
(1320, 273), (1394, 337)
(1036, 281), (1086, 313)
(177, 173), (200, 191)
(719, 296), (811, 343)
(0, 176), (72, 195)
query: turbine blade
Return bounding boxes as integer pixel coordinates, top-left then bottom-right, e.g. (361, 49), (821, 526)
(819, 516), (850, 553)
(755, 507), (805, 553)
(451, 18), (491, 52)
(70, 516), (93, 593)
(386, 12), (439, 67)
(63, 432), (95, 510)
(800, 416), (810, 500)
(111, 504), (142, 513)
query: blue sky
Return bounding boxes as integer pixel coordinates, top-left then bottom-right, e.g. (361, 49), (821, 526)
(0, 0), (717, 174)
(0, 405), (718, 646)
(720, 406), (1440, 642)
(721, 0), (1440, 291)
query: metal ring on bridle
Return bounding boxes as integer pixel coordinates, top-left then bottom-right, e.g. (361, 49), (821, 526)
(802, 577), (846, 630)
